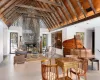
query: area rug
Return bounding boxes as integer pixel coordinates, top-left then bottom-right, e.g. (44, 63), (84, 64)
(25, 54), (48, 62)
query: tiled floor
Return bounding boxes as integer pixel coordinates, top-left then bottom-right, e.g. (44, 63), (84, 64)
(0, 54), (100, 80)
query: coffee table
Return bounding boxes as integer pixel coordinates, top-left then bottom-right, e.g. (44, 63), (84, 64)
(26, 54), (48, 62)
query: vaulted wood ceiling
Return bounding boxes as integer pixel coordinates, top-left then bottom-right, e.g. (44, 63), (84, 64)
(0, 0), (100, 30)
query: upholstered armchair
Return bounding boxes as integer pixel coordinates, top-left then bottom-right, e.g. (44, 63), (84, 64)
(14, 54), (25, 64)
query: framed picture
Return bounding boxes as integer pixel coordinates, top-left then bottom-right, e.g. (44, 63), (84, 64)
(76, 32), (84, 45)
(51, 30), (62, 49)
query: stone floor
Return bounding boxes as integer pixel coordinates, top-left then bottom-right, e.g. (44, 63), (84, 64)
(0, 54), (100, 80)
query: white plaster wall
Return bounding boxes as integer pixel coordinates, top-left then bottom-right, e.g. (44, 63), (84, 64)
(0, 20), (8, 62)
(85, 30), (93, 49)
(3, 27), (8, 55)
(40, 28), (49, 47)
(49, 25), (92, 55)
(0, 20), (8, 61)
(66, 26), (92, 48)
(40, 28), (49, 36)
(95, 27), (100, 60)
(8, 26), (22, 54)
(0, 21), (4, 62)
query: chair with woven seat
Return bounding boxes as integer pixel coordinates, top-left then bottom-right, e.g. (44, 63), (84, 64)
(70, 59), (88, 80)
(41, 59), (72, 80)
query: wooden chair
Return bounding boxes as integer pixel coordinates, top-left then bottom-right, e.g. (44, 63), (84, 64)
(41, 59), (59, 80)
(41, 59), (72, 80)
(70, 59), (88, 80)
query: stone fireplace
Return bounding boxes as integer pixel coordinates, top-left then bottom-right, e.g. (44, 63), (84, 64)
(21, 16), (40, 52)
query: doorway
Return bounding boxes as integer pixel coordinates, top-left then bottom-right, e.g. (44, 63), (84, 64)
(92, 31), (95, 54)
(10, 32), (18, 54)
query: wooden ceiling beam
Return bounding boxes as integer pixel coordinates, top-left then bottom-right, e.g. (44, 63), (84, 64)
(29, 1), (51, 29)
(88, 0), (96, 14)
(0, 0), (17, 14)
(3, 0), (28, 25)
(61, 0), (73, 22)
(6, 14), (21, 27)
(41, 3), (58, 28)
(56, 6), (68, 24)
(42, 16), (52, 29)
(76, 0), (87, 18)
(47, 4), (61, 27)
(53, 6), (65, 24)
(22, 16), (40, 19)
(55, 0), (69, 24)
(41, 18), (51, 30)
(5, 13), (20, 23)
(67, 0), (79, 20)
(49, 13), (60, 27)
(16, 10), (37, 14)
(34, 1), (53, 29)
(0, 0), (24, 19)
(58, 7), (69, 23)
(46, 13), (57, 28)
(36, 2), (54, 28)
(41, 12), (54, 28)
(51, 13), (100, 31)
(16, 10), (54, 18)
(0, 0), (10, 8)
(47, 4), (62, 24)
(1, 0), (28, 21)
(35, 0), (61, 6)
(16, 4), (53, 13)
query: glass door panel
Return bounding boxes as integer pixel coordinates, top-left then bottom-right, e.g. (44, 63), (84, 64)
(10, 32), (18, 53)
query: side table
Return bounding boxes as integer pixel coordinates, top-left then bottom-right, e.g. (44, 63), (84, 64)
(90, 58), (99, 70)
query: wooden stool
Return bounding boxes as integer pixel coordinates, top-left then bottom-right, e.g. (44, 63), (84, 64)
(90, 58), (99, 70)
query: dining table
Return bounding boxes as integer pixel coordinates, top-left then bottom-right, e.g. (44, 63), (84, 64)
(55, 57), (79, 78)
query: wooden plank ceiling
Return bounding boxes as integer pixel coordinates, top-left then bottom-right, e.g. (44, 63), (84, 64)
(0, 0), (100, 30)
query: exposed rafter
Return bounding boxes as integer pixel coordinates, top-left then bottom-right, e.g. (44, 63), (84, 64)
(0, 0), (99, 30)
(76, 0), (87, 18)
(35, 0), (61, 6)
(36, 2), (54, 29)
(41, 3), (58, 28)
(16, 4), (53, 13)
(67, 0), (79, 20)
(3, 0), (29, 25)
(0, 0), (10, 8)
(61, 0), (73, 22)
(88, 0), (96, 14)
(0, 0), (18, 14)
(0, 0), (26, 19)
